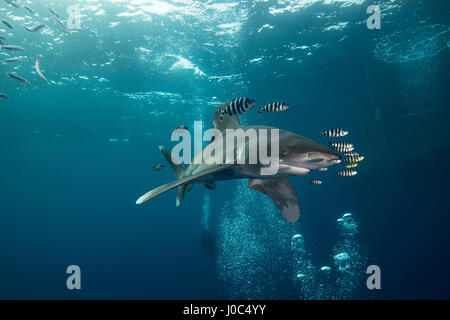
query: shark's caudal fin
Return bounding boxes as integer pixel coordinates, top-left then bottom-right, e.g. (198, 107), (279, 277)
(159, 145), (188, 206)
(248, 178), (300, 223)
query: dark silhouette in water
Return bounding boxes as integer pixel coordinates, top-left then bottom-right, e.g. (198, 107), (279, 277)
(201, 230), (220, 259)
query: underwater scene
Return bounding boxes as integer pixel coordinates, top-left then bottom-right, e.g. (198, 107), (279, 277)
(0, 0), (449, 300)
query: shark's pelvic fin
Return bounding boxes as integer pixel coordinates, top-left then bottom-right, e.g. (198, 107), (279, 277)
(248, 178), (300, 223)
(213, 102), (241, 132)
(176, 185), (186, 207)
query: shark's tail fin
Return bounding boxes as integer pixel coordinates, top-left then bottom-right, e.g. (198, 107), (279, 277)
(159, 145), (188, 206)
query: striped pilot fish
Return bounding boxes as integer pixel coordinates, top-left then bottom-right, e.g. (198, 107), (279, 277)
(310, 180), (322, 185)
(343, 151), (359, 157)
(329, 141), (354, 152)
(318, 128), (348, 137)
(343, 155), (365, 163)
(345, 163), (358, 169)
(317, 167), (328, 172)
(218, 97), (255, 121)
(258, 102), (289, 113)
(337, 170), (357, 177)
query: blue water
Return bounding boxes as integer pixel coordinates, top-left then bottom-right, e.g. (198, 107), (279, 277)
(0, 0), (449, 299)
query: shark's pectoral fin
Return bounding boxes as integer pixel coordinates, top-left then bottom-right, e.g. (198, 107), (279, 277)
(248, 178), (300, 223)
(136, 164), (235, 205)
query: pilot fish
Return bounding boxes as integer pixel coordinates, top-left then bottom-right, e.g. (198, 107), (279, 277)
(337, 170), (357, 177)
(218, 97), (255, 121)
(345, 163), (358, 169)
(343, 155), (365, 163)
(329, 141), (354, 152)
(318, 128), (348, 137)
(258, 102), (289, 113)
(310, 180), (322, 185)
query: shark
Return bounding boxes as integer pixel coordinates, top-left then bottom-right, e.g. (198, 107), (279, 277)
(136, 102), (341, 223)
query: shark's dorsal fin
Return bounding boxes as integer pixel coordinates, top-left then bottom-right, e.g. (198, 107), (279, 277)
(248, 178), (300, 223)
(213, 102), (241, 132)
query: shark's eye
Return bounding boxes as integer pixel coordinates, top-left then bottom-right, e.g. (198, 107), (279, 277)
(281, 150), (288, 157)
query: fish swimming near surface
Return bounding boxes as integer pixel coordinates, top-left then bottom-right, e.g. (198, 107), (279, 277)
(310, 180), (322, 185)
(35, 59), (49, 83)
(329, 141), (354, 152)
(0, 93), (9, 99)
(49, 14), (72, 34)
(4, 0), (19, 8)
(0, 45), (24, 51)
(1, 20), (13, 29)
(47, 6), (60, 18)
(258, 102), (289, 114)
(337, 170), (357, 177)
(6, 72), (30, 85)
(25, 24), (46, 32)
(152, 164), (164, 172)
(3, 57), (20, 63)
(318, 128), (348, 138)
(23, 5), (35, 15)
(136, 102), (341, 223)
(172, 126), (188, 134)
(218, 97), (255, 121)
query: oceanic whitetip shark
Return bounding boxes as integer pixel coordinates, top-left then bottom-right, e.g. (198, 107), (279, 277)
(136, 102), (341, 223)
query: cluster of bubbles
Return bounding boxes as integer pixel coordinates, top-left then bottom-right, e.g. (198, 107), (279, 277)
(293, 213), (367, 299)
(208, 180), (367, 299)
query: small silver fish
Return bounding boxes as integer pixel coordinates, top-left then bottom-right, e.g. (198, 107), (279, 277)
(3, 57), (20, 63)
(6, 72), (30, 85)
(4, 0), (19, 8)
(23, 5), (35, 15)
(1, 20), (13, 29)
(47, 6), (60, 18)
(310, 180), (322, 185)
(49, 14), (71, 34)
(317, 167), (328, 172)
(25, 24), (46, 32)
(0, 93), (9, 99)
(1, 45), (24, 51)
